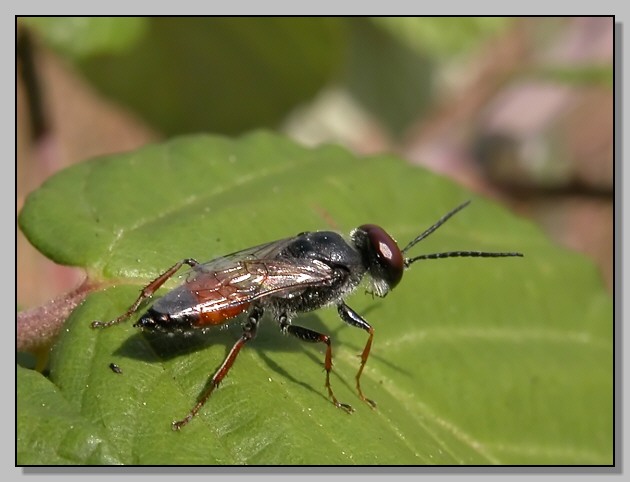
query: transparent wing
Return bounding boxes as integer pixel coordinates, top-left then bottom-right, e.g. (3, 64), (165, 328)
(169, 237), (335, 314)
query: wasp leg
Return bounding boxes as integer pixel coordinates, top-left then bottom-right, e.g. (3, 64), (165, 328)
(172, 306), (263, 431)
(337, 301), (376, 409)
(279, 315), (354, 414)
(91, 258), (199, 329)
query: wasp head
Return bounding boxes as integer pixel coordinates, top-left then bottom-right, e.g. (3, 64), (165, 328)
(351, 224), (404, 297)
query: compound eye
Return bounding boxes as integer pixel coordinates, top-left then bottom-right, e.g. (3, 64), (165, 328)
(358, 224), (404, 289)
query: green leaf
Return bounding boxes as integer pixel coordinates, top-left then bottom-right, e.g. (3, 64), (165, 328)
(17, 365), (124, 464)
(18, 132), (612, 465)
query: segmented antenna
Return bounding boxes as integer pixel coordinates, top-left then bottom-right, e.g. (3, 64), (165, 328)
(402, 201), (523, 268)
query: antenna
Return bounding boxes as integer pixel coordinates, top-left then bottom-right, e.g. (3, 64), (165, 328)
(402, 201), (523, 268)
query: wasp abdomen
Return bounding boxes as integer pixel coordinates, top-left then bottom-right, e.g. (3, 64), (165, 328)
(195, 303), (250, 326)
(134, 308), (197, 332)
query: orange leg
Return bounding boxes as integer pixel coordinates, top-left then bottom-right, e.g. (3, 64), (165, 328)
(171, 306), (262, 430)
(337, 302), (376, 408)
(280, 316), (353, 413)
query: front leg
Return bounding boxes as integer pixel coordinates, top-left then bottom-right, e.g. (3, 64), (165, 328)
(337, 301), (376, 408)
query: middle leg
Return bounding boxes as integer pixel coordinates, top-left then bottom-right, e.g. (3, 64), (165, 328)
(279, 314), (353, 413)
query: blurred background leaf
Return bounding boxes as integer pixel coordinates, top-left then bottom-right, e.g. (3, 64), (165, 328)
(21, 17), (148, 59)
(20, 16), (519, 139)
(372, 17), (511, 58)
(24, 17), (345, 136)
(527, 65), (614, 88)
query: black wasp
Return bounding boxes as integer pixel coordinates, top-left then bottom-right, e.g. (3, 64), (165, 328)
(92, 200), (522, 430)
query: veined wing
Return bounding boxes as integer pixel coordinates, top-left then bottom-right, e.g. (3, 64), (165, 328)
(159, 237), (335, 325)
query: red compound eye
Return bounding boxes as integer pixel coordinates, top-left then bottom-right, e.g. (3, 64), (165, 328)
(357, 224), (404, 289)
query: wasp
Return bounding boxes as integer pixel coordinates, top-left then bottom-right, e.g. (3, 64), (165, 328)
(92, 201), (522, 430)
